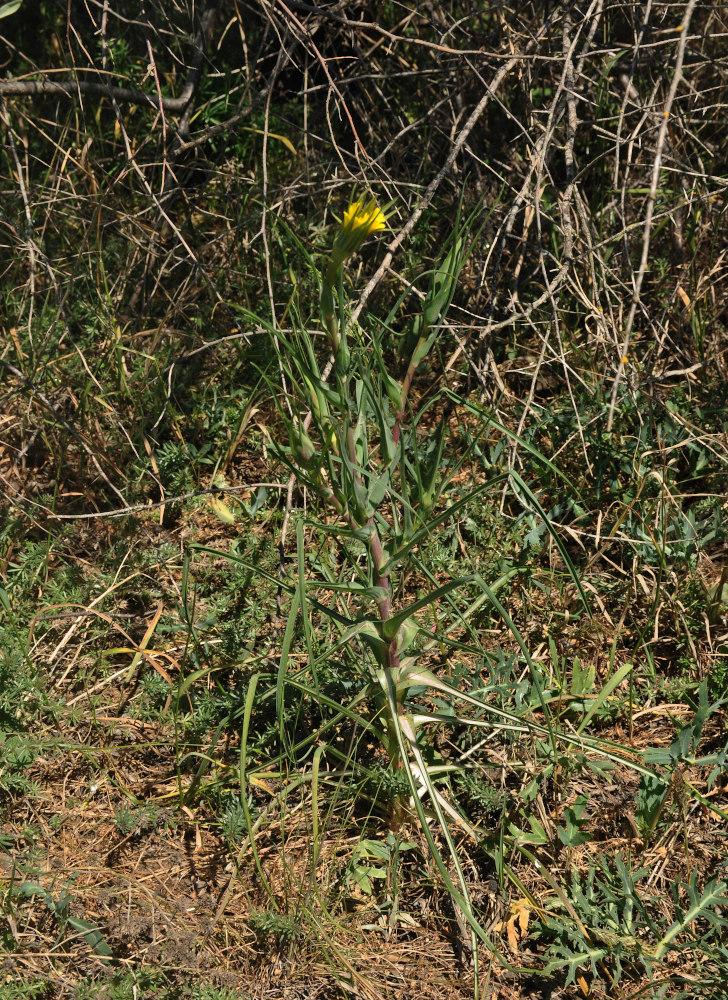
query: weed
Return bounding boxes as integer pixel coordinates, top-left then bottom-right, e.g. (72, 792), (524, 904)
(248, 908), (300, 947)
(0, 734), (39, 797)
(219, 796), (247, 843)
(0, 982), (52, 1000)
(536, 856), (728, 992)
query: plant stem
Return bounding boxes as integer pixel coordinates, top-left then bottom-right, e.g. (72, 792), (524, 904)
(392, 335), (426, 445)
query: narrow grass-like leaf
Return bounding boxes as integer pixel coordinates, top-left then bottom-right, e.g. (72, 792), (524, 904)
(445, 390), (580, 490)
(238, 672), (276, 900)
(276, 584), (300, 743)
(577, 661), (633, 734)
(379, 475), (509, 576)
(381, 574), (477, 641)
(508, 471), (591, 616)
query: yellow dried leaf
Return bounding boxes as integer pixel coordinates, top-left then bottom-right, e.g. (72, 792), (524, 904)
(516, 899), (530, 936)
(497, 898), (532, 953)
(677, 285), (691, 310)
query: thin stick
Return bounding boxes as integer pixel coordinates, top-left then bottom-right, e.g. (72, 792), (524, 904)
(606, 1), (698, 431)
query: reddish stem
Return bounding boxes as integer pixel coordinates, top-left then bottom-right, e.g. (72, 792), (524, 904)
(391, 336), (425, 446)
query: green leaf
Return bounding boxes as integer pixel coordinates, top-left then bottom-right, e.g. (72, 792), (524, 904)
(634, 772), (668, 834)
(508, 471), (591, 616)
(557, 793), (592, 847)
(444, 390), (580, 493)
(508, 816), (549, 845)
(67, 916), (115, 960)
(379, 474), (509, 575)
(381, 575), (477, 641)
(0, 1), (22, 18)
(543, 944), (609, 987)
(655, 875), (728, 958)
(368, 469), (391, 508)
(356, 838), (390, 860)
(570, 658), (595, 698)
(18, 881), (53, 907)
(577, 661), (633, 734)
(16, 883), (114, 963)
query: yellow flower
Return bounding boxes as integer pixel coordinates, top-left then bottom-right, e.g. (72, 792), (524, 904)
(321, 197), (386, 348)
(342, 199), (386, 238)
(332, 198), (386, 263)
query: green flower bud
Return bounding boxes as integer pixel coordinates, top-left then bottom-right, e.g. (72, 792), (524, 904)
(335, 338), (350, 376)
(290, 421), (318, 468)
(382, 371), (403, 412)
(320, 278), (335, 324)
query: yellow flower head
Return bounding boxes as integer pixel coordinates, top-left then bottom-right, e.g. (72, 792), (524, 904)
(342, 199), (387, 238)
(332, 198), (386, 263)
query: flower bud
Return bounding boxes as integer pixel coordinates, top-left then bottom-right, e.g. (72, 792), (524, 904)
(290, 421), (318, 469)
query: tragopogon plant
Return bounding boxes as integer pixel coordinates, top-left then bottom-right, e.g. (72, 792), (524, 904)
(281, 197), (478, 817)
(216, 192), (667, 979)
(270, 194), (640, 822)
